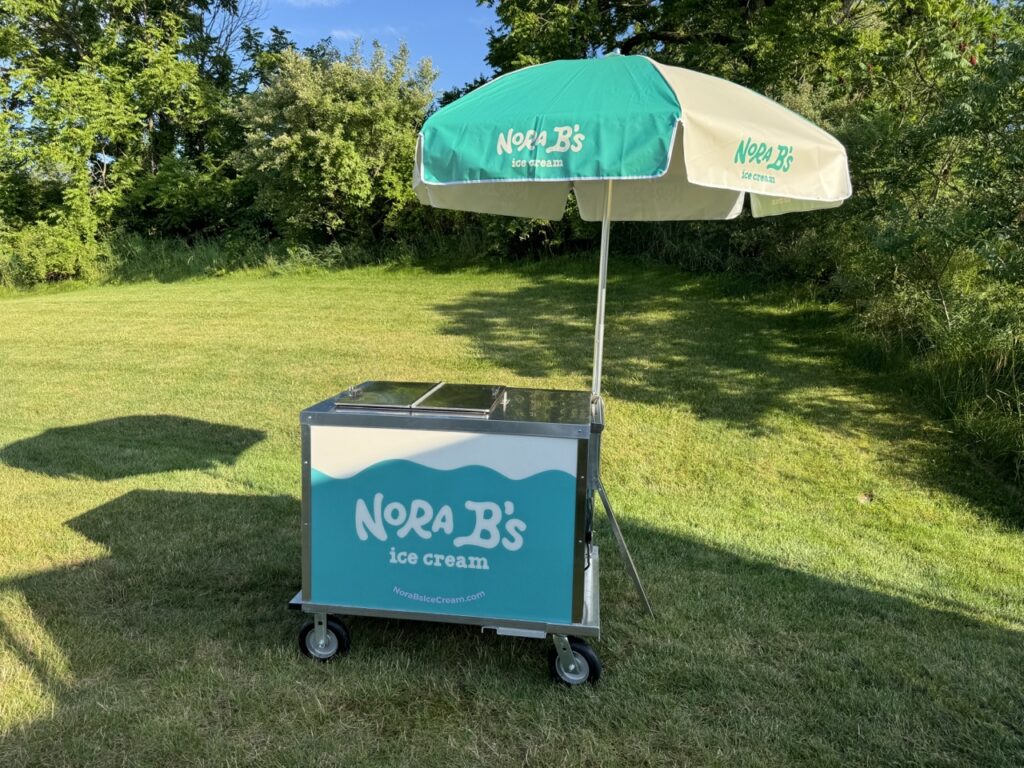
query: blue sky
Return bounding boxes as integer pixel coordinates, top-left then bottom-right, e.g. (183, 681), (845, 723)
(259, 0), (498, 92)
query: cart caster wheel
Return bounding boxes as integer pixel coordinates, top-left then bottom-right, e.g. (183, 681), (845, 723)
(548, 640), (601, 686)
(298, 618), (350, 662)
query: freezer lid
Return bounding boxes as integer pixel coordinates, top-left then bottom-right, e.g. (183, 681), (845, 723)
(334, 381), (439, 409)
(333, 381), (505, 417)
(414, 383), (505, 415)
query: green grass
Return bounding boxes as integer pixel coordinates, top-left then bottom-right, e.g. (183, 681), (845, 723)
(1, 259), (1022, 767)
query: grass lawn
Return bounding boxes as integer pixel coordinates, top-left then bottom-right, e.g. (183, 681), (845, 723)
(1, 259), (1022, 767)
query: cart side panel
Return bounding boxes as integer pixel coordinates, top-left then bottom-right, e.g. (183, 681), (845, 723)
(301, 423), (312, 603)
(571, 438), (588, 623)
(308, 425), (579, 624)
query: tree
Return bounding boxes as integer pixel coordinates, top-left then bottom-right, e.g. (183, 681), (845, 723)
(478, 0), (865, 91)
(234, 42), (436, 242)
(0, 0), (224, 239)
(479, 0), (1024, 474)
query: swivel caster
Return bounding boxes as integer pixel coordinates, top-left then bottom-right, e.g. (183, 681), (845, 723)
(548, 634), (601, 685)
(298, 615), (350, 662)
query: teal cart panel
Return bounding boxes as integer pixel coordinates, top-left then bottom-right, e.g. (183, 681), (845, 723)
(308, 425), (582, 624)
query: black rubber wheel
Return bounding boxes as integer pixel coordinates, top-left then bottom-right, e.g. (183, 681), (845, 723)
(548, 640), (602, 685)
(298, 618), (350, 662)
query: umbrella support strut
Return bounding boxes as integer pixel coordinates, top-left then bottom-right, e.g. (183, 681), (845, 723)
(589, 397), (654, 618)
(589, 181), (655, 618)
(597, 478), (654, 617)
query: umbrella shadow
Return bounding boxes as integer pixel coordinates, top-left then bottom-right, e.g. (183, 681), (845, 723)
(0, 489), (300, 726)
(0, 494), (1021, 765)
(435, 265), (1022, 527)
(435, 269), (845, 419)
(0, 416), (265, 480)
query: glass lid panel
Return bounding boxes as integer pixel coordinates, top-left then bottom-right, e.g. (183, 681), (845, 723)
(334, 381), (439, 408)
(415, 383), (503, 413)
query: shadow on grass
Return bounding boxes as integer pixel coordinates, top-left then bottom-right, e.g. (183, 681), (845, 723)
(0, 416), (265, 480)
(435, 265), (1023, 527)
(598, 516), (1024, 765)
(0, 490), (300, 745)
(0, 493), (1021, 765)
(437, 267), (852, 419)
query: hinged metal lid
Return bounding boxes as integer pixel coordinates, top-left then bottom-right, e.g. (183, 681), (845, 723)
(334, 381), (438, 410)
(415, 383), (505, 416)
(334, 381), (505, 418)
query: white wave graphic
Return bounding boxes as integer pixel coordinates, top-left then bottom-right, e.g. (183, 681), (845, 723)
(309, 425), (578, 480)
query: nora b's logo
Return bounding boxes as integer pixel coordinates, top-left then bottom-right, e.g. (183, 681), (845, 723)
(733, 137), (794, 173)
(355, 492), (526, 552)
(496, 125), (586, 156)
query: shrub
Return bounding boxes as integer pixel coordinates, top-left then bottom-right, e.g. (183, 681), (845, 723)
(0, 223), (107, 287)
(927, 285), (1024, 478)
(120, 157), (244, 238)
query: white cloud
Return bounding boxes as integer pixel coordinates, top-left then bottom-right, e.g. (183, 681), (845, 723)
(331, 25), (404, 42)
(286, 0), (342, 7)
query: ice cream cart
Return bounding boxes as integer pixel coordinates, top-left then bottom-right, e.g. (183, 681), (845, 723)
(288, 54), (851, 685)
(290, 380), (605, 684)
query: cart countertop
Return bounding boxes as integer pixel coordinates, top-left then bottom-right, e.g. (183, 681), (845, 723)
(302, 382), (593, 439)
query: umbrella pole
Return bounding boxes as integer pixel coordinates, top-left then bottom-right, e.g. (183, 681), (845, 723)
(589, 181), (655, 617)
(591, 182), (612, 397)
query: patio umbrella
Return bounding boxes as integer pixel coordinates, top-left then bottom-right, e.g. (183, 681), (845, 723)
(414, 54), (852, 614)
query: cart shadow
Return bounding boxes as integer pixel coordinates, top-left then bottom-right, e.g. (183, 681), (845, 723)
(1, 492), (1021, 764)
(435, 267), (1022, 527)
(0, 416), (265, 480)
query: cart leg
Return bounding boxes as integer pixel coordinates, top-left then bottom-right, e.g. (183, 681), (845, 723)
(552, 634), (579, 674)
(596, 482), (655, 618)
(313, 612), (328, 649)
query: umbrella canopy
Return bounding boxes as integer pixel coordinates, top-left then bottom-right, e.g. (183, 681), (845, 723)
(414, 55), (851, 222)
(414, 54), (851, 400)
(414, 55), (851, 617)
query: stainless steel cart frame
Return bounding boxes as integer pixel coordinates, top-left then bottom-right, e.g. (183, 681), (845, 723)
(289, 383), (650, 684)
